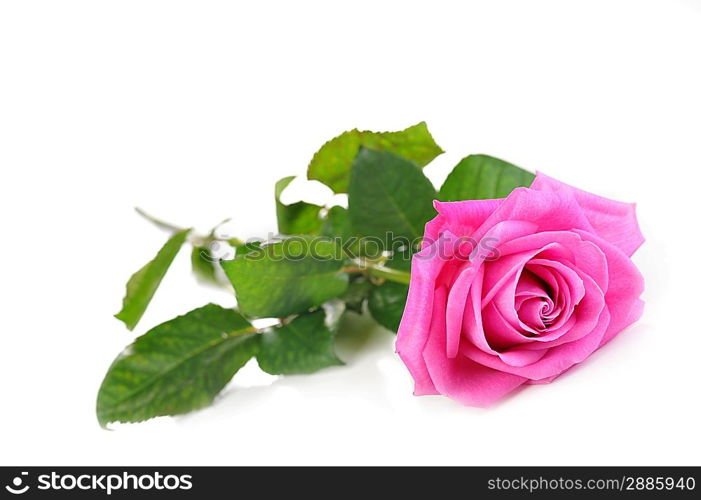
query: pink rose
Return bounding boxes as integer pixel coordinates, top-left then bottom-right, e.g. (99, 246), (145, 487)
(396, 172), (644, 406)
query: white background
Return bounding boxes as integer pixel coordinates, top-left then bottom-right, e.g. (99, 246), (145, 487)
(1, 0), (700, 466)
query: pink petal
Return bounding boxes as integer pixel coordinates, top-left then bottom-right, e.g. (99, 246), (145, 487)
(445, 220), (537, 358)
(518, 271), (606, 349)
(496, 231), (609, 293)
(573, 230), (645, 345)
(518, 298), (547, 330)
(470, 187), (595, 243)
(531, 172), (644, 257)
(445, 263), (480, 358)
(526, 258), (585, 329)
(423, 198), (502, 249)
(461, 266), (547, 367)
(423, 286), (527, 406)
(515, 269), (553, 308)
(396, 233), (462, 395)
(461, 307), (611, 381)
(481, 243), (576, 336)
(527, 299), (642, 384)
(480, 302), (534, 348)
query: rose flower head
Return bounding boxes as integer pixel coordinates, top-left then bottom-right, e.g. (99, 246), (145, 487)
(396, 172), (644, 406)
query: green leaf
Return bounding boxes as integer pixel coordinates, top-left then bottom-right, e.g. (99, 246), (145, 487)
(340, 276), (373, 313)
(275, 176), (324, 235)
(308, 121), (443, 193)
(386, 246), (413, 272)
(257, 309), (343, 375)
(115, 228), (191, 330)
(97, 304), (258, 426)
(221, 237), (349, 318)
(320, 206), (352, 241)
(368, 281), (409, 333)
(191, 245), (218, 284)
(320, 205), (361, 259)
(235, 241), (263, 258)
(438, 154), (535, 201)
(348, 148), (437, 246)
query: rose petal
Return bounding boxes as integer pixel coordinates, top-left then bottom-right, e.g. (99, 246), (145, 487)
(518, 298), (547, 330)
(396, 232), (463, 395)
(573, 230), (645, 345)
(515, 270), (553, 309)
(461, 307), (611, 380)
(445, 263), (481, 358)
(481, 243), (578, 336)
(423, 287), (528, 406)
(479, 301), (535, 348)
(526, 258), (586, 329)
(423, 199), (503, 249)
(518, 271), (606, 349)
(470, 187), (595, 244)
(531, 172), (644, 257)
(496, 231), (609, 294)
(457, 264), (547, 367)
(445, 220), (538, 358)
(525, 297), (639, 384)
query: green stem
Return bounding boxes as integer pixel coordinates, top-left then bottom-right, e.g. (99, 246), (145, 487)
(136, 208), (245, 247)
(228, 237), (246, 247)
(366, 265), (411, 285)
(135, 207), (186, 233)
(342, 263), (411, 285)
